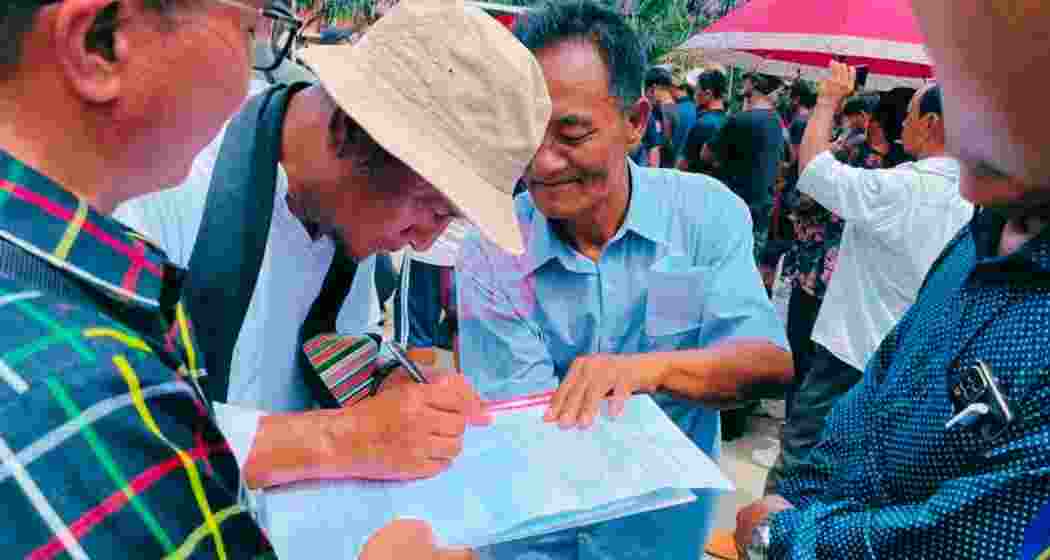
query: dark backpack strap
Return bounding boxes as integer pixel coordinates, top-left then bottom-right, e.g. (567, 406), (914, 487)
(184, 81), (311, 404)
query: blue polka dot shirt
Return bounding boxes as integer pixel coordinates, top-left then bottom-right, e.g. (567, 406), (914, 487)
(770, 210), (1050, 559)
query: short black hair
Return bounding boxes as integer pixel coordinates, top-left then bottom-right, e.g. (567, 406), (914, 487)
(873, 87), (916, 143)
(645, 67), (673, 89)
(514, 0), (646, 111)
(918, 84), (943, 117)
(743, 72), (783, 96)
(1, 0), (177, 80)
(697, 69), (727, 99)
(790, 81), (817, 108)
(328, 103), (399, 174)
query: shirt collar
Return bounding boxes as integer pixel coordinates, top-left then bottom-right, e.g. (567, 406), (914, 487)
(0, 149), (173, 308)
(519, 158), (669, 277)
(971, 208), (1050, 275)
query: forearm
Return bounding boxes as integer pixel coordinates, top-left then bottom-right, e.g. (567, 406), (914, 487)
(653, 339), (794, 409)
(799, 99), (838, 172)
(242, 409), (355, 490)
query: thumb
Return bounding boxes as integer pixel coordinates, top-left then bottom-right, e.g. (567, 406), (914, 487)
(441, 374), (492, 426)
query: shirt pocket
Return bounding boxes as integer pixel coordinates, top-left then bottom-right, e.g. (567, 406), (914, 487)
(644, 256), (707, 350)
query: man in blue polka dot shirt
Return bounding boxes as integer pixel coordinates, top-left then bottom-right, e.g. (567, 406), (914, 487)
(735, 1), (1050, 558)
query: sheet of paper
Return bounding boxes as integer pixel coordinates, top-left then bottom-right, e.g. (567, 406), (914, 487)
(215, 395), (732, 559)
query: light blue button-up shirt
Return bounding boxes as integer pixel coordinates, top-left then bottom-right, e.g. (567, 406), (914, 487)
(457, 159), (788, 559)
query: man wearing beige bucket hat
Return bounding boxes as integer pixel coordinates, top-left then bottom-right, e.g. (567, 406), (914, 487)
(457, 1), (793, 558)
(117, 0), (550, 493)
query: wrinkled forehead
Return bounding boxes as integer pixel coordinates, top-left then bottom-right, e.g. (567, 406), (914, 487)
(912, 0), (1050, 183)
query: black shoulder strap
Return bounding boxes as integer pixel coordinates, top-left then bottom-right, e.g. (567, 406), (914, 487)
(184, 81), (311, 404)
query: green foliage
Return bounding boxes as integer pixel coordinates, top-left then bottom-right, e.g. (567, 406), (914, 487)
(295, 0), (700, 63)
(626, 0), (695, 62)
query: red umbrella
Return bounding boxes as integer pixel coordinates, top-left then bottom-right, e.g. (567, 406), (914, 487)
(681, 0), (932, 89)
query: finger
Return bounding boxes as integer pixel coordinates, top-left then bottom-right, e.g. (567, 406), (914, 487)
(424, 375), (476, 414)
(461, 381), (492, 427)
(608, 380), (632, 419)
(557, 369), (591, 429)
(427, 408), (468, 438)
(426, 434), (465, 462)
(411, 458), (453, 480)
(577, 377), (612, 429)
(546, 361), (582, 421)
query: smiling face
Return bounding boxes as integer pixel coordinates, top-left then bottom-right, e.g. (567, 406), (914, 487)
(525, 39), (645, 223)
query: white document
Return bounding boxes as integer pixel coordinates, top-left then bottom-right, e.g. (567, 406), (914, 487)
(215, 395), (732, 559)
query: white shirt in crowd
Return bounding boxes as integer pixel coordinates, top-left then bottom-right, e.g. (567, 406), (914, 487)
(799, 151), (973, 371)
(116, 120), (383, 414)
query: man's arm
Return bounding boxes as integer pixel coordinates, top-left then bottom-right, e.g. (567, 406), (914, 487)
(654, 339), (793, 407)
(242, 373), (489, 489)
(766, 383), (1050, 559)
(799, 62), (854, 173)
(547, 190), (793, 427)
(798, 65), (922, 233)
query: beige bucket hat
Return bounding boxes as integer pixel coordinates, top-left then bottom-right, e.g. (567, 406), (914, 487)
(299, 0), (551, 255)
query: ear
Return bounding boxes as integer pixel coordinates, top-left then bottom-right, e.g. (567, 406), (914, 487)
(626, 97), (653, 147)
(925, 112), (946, 142)
(53, 0), (128, 104)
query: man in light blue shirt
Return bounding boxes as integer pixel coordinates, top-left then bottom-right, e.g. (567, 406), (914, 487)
(457, 2), (793, 558)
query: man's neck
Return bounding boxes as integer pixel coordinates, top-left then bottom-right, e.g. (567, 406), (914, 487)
(557, 169), (631, 261)
(0, 90), (120, 212)
(280, 85), (333, 235)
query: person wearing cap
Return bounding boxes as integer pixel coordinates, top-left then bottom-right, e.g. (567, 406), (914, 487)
(116, 0), (552, 483)
(455, 2), (793, 559)
(0, 0), (509, 557)
(735, 0), (1050, 555)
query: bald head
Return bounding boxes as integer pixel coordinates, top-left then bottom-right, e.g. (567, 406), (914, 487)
(911, 0), (1050, 212)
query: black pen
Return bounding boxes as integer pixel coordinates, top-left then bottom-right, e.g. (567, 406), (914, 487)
(383, 340), (430, 384)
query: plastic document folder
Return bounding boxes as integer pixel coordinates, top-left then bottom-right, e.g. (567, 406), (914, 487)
(215, 393), (733, 559)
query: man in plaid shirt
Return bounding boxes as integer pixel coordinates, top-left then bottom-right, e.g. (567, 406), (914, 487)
(0, 0), (485, 558)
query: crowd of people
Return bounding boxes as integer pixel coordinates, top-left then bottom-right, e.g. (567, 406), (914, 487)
(0, 0), (1048, 559)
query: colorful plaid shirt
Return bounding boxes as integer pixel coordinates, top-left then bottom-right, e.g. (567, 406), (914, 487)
(0, 150), (274, 559)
